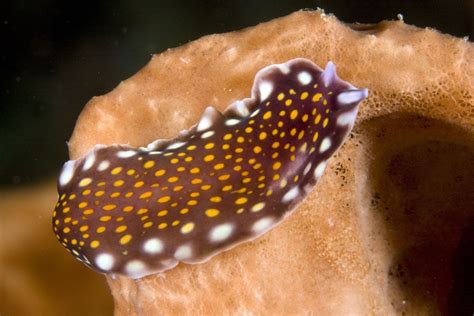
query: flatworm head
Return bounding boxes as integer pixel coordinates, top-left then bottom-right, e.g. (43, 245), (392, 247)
(52, 58), (368, 278)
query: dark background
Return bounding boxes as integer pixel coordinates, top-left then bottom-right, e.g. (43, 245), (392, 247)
(0, 0), (472, 187)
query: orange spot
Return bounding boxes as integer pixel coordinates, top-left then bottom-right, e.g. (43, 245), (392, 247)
(312, 93), (322, 102)
(205, 209), (220, 218)
(111, 167), (122, 175)
(167, 176), (179, 183)
(204, 142), (215, 149)
(210, 196), (222, 203)
(157, 196), (171, 203)
(113, 180), (124, 187)
(155, 169), (166, 177)
(157, 210), (168, 217)
(99, 215), (112, 222)
(120, 234), (132, 245)
(143, 161), (155, 169)
(235, 197), (248, 205)
(218, 174), (231, 181)
(115, 225), (127, 233)
(203, 154), (215, 162)
(200, 184), (211, 191)
(190, 167), (200, 174)
(123, 206), (134, 212)
(222, 185), (233, 191)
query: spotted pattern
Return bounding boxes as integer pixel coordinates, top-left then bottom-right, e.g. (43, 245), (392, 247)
(52, 58), (368, 278)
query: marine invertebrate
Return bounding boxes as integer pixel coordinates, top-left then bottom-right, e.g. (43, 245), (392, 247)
(52, 58), (367, 278)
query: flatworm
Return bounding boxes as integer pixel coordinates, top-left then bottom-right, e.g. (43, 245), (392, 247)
(52, 58), (368, 278)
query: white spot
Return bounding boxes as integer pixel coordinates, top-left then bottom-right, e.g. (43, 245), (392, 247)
(125, 260), (147, 279)
(82, 255), (91, 264)
(95, 253), (114, 271)
(83, 152), (96, 171)
(252, 217), (275, 234)
(197, 115), (213, 131)
(297, 71), (312, 85)
(209, 223), (234, 242)
(250, 108), (260, 118)
(166, 141), (186, 150)
(282, 186), (300, 203)
(314, 161), (328, 179)
(147, 139), (165, 151)
(232, 101), (250, 117)
(336, 89), (368, 105)
(117, 150), (137, 158)
(225, 119), (240, 126)
(149, 151), (163, 155)
(303, 184), (313, 194)
(321, 62), (336, 87)
(201, 130), (215, 139)
(337, 109), (358, 126)
(319, 137), (332, 153)
(161, 258), (178, 269)
(143, 238), (164, 254)
(259, 81), (273, 101)
(59, 161), (75, 186)
(303, 162), (312, 175)
(277, 64), (290, 74)
(97, 160), (110, 171)
(174, 245), (192, 260)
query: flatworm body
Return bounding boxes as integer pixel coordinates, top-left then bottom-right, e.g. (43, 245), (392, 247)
(52, 59), (368, 278)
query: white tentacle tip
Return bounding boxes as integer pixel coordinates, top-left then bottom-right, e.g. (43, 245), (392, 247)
(337, 88), (368, 105)
(322, 61), (336, 87)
